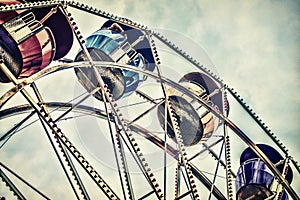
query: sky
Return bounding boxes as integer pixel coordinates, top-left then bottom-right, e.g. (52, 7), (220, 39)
(0, 0), (299, 199)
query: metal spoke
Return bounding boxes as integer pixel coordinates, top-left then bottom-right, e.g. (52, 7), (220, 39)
(0, 162), (50, 199)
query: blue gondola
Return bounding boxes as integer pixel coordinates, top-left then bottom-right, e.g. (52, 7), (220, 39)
(74, 20), (155, 101)
(236, 144), (293, 200)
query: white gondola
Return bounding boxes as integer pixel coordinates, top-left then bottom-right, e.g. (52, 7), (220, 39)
(157, 72), (228, 146)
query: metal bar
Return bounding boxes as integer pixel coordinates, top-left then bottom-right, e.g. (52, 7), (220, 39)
(114, 127), (131, 200)
(31, 82), (90, 200)
(163, 98), (168, 200)
(0, 111), (35, 142)
(128, 99), (164, 126)
(273, 156), (291, 200)
(0, 1), (61, 12)
(175, 161), (181, 198)
(291, 158), (300, 174)
(61, 6), (163, 198)
(202, 142), (236, 179)
(223, 124), (234, 200)
(0, 91), (96, 144)
(0, 162), (50, 199)
(135, 90), (159, 104)
(54, 86), (100, 123)
(147, 31), (198, 199)
(224, 120), (299, 200)
(189, 163), (226, 200)
(117, 132), (154, 186)
(37, 114), (81, 200)
(138, 190), (155, 200)
(208, 141), (224, 200)
(101, 85), (127, 200)
(227, 87), (289, 156)
(115, 98), (162, 109)
(1, 55), (120, 200)
(40, 5), (59, 24)
(66, 1), (147, 31)
(142, 62), (299, 199)
(0, 169), (26, 200)
(175, 190), (192, 200)
(180, 168), (193, 199)
(152, 32), (223, 86)
(188, 137), (223, 162)
(0, 102), (228, 200)
(64, 146), (91, 200)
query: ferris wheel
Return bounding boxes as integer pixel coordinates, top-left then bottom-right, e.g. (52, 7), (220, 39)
(0, 1), (299, 199)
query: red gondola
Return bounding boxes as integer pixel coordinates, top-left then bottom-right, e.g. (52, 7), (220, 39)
(0, 0), (73, 82)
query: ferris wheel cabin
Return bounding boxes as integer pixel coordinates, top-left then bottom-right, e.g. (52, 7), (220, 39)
(74, 20), (155, 101)
(236, 144), (293, 200)
(0, 0), (73, 82)
(157, 72), (228, 146)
